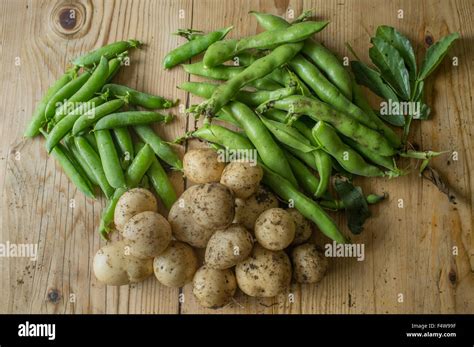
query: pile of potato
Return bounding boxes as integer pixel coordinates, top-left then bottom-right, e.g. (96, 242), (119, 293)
(92, 147), (329, 309)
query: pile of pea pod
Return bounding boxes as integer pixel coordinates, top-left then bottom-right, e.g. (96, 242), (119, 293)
(163, 10), (450, 243)
(25, 40), (181, 238)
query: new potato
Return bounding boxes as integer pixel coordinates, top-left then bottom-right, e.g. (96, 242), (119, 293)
(183, 148), (225, 183)
(154, 241), (198, 287)
(235, 245), (291, 298)
(114, 188), (158, 232)
(255, 208), (295, 250)
(205, 224), (253, 269)
(123, 211), (172, 259)
(190, 183), (234, 229)
(233, 186), (279, 230)
(291, 243), (329, 284)
(93, 241), (153, 286)
(193, 265), (237, 308)
(220, 161), (263, 199)
(287, 208), (313, 246)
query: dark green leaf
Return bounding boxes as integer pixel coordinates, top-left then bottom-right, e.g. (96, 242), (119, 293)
(412, 80), (425, 101)
(351, 61), (400, 101)
(369, 37), (411, 100)
(334, 177), (371, 234)
(418, 32), (460, 81)
(376, 26), (417, 86)
(374, 109), (405, 127)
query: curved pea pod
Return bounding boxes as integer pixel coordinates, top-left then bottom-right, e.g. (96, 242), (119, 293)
(179, 81), (295, 107)
(102, 83), (176, 109)
(284, 150), (320, 197)
(194, 42), (304, 117)
(133, 125), (183, 171)
(261, 164), (347, 244)
(312, 121), (384, 177)
(98, 187), (127, 239)
(46, 95), (108, 153)
(163, 26), (233, 69)
(44, 71), (91, 123)
(24, 69), (75, 137)
(203, 21), (329, 67)
(147, 155), (177, 210)
(251, 11), (352, 101)
(259, 115), (316, 153)
(222, 102), (298, 186)
(74, 136), (115, 198)
(71, 98), (126, 135)
(94, 111), (173, 130)
(267, 95), (397, 156)
(106, 51), (128, 82)
(95, 129), (126, 189)
(124, 144), (154, 188)
(40, 130), (95, 198)
(64, 136), (99, 186)
(192, 123), (255, 150)
(182, 62), (282, 91)
(54, 56), (110, 121)
(112, 127), (134, 169)
(73, 39), (141, 67)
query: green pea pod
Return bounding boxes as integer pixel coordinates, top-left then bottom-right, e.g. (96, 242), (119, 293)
(342, 135), (399, 173)
(54, 56), (109, 121)
(351, 79), (401, 147)
(102, 83), (176, 109)
(182, 62), (282, 91)
(134, 125), (183, 171)
(44, 71), (91, 123)
(180, 81), (295, 107)
(98, 187), (127, 239)
(284, 150), (320, 196)
(24, 69), (75, 137)
(222, 102), (298, 186)
(74, 136), (114, 198)
(147, 155), (177, 210)
(203, 21), (329, 67)
(192, 123), (255, 150)
(259, 115), (315, 153)
(194, 42), (304, 116)
(312, 121), (384, 177)
(94, 111), (172, 131)
(95, 129), (126, 188)
(267, 95), (397, 156)
(125, 144), (154, 188)
(52, 91), (109, 124)
(261, 164), (347, 244)
(313, 150), (333, 198)
(73, 39), (141, 67)
(40, 130), (95, 198)
(64, 136), (99, 186)
(251, 11), (352, 100)
(71, 98), (125, 135)
(106, 51), (128, 82)
(84, 132), (98, 152)
(112, 127), (134, 169)
(173, 28), (204, 41)
(163, 26), (233, 69)
(46, 95), (108, 153)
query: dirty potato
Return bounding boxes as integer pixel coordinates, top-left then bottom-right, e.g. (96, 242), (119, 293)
(287, 208), (313, 246)
(183, 148), (226, 184)
(205, 224), (254, 269)
(153, 241), (198, 287)
(254, 208), (295, 250)
(114, 188), (158, 232)
(220, 161), (263, 199)
(233, 186), (279, 231)
(190, 183), (234, 229)
(192, 265), (237, 308)
(291, 243), (329, 284)
(235, 245), (291, 298)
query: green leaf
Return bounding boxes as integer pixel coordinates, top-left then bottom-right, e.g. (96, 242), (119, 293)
(369, 37), (411, 100)
(351, 61), (400, 102)
(418, 32), (460, 81)
(376, 26), (417, 86)
(412, 80), (425, 101)
(334, 177), (371, 234)
(415, 102), (431, 120)
(374, 109), (405, 127)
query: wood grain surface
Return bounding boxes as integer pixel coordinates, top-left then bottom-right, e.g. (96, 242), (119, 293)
(0, 0), (472, 314)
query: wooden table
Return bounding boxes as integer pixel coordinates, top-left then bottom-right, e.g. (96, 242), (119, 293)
(1, 0), (473, 314)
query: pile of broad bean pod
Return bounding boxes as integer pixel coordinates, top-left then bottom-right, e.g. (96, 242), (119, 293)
(166, 10), (459, 241)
